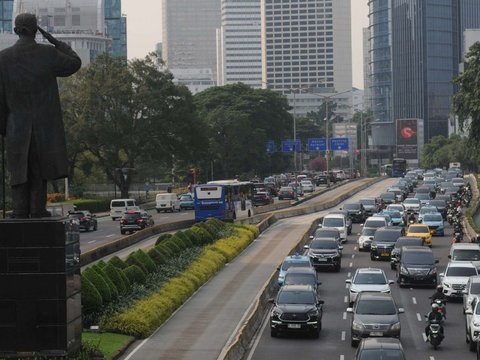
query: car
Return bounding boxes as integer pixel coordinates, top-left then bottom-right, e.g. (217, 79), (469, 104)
(354, 337), (406, 360)
(277, 254), (313, 286)
(363, 216), (388, 230)
(300, 180), (315, 193)
(406, 224), (433, 247)
(465, 295), (480, 351)
(417, 205), (439, 223)
(67, 210), (98, 232)
(311, 227), (342, 248)
(329, 209), (353, 235)
(283, 267), (322, 292)
(359, 198), (380, 216)
(139, 210), (155, 227)
(269, 284), (324, 338)
(371, 213), (393, 226)
(402, 198), (421, 213)
(414, 192), (432, 206)
(252, 191), (273, 206)
(370, 226), (404, 261)
(110, 198), (139, 220)
(464, 275), (480, 313)
(387, 187), (405, 202)
(288, 182), (304, 197)
(179, 193), (195, 210)
(155, 193), (181, 213)
(379, 209), (404, 227)
(278, 186), (297, 200)
(449, 243), (480, 263)
(321, 213), (348, 243)
(427, 199), (447, 219)
(390, 237), (424, 270)
(379, 192), (396, 206)
(342, 203), (366, 223)
(440, 262), (479, 299)
(357, 227), (377, 252)
(304, 238), (343, 271)
(396, 246), (438, 287)
(346, 268), (394, 306)
(421, 213), (444, 236)
(347, 292), (404, 347)
(119, 210), (149, 234)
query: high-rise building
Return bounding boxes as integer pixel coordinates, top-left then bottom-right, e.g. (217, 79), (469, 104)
(162, 0), (221, 82)
(0, 0), (13, 33)
(104, 0), (127, 58)
(218, 0), (262, 88)
(261, 0), (353, 119)
(362, 27), (372, 111)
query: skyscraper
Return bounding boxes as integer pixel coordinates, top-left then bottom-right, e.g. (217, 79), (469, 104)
(104, 0), (127, 58)
(0, 0), (13, 33)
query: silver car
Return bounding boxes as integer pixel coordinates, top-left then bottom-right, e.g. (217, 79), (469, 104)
(346, 268), (394, 306)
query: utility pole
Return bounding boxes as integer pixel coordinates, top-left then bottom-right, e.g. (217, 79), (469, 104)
(293, 89), (297, 174)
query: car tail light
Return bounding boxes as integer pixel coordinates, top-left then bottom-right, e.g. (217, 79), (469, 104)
(137, 219), (144, 224)
(120, 219), (125, 224)
(80, 216), (86, 221)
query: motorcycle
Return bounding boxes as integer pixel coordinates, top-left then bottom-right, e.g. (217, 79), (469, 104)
(430, 299), (447, 320)
(452, 232), (463, 243)
(427, 319), (444, 350)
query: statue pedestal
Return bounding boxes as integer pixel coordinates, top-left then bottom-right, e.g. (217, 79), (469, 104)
(0, 218), (81, 356)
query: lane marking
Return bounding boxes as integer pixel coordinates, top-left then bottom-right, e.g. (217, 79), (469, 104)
(340, 356), (345, 360)
(416, 313), (422, 321)
(354, 246), (357, 251)
(345, 283), (349, 289)
(344, 296), (348, 303)
(412, 297), (417, 305)
(347, 272), (351, 277)
(429, 356), (434, 360)
(351, 254), (355, 259)
(106, 234), (115, 238)
(88, 240), (96, 244)
(422, 333), (427, 342)
(341, 331), (346, 341)
(343, 312), (347, 320)
(245, 308), (270, 360)
(349, 262), (353, 267)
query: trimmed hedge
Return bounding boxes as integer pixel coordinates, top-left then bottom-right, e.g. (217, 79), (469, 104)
(103, 263), (128, 294)
(126, 253), (148, 274)
(92, 264), (119, 300)
(73, 198), (111, 213)
(109, 256), (128, 270)
(132, 250), (157, 274)
(155, 244), (173, 258)
(83, 267), (112, 303)
(155, 233), (173, 245)
(147, 247), (168, 266)
(82, 276), (102, 313)
(123, 265), (147, 285)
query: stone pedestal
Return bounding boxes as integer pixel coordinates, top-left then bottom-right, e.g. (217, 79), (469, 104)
(0, 218), (81, 356)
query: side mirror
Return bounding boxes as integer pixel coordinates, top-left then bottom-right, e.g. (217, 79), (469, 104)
(318, 224), (323, 228)
(435, 259), (439, 264)
(339, 207), (343, 210)
(304, 245), (310, 249)
(357, 233), (361, 236)
(309, 235), (314, 239)
(388, 280), (395, 285)
(317, 281), (322, 286)
(339, 246), (344, 251)
(317, 300), (325, 305)
(448, 255), (451, 259)
(465, 309), (473, 315)
(276, 266), (280, 271)
(345, 279), (352, 284)
(268, 298), (275, 304)
(439, 272), (444, 278)
(398, 308), (405, 314)
(360, 224), (364, 227)
(346, 307), (353, 313)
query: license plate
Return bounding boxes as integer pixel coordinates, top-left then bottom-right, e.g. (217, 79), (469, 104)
(381, 252), (389, 257)
(370, 332), (383, 336)
(316, 258), (327, 262)
(288, 324), (301, 329)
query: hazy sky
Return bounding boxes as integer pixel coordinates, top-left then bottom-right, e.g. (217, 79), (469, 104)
(122, 0), (369, 88)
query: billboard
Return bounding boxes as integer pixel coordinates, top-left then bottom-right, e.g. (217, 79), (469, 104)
(396, 119), (419, 160)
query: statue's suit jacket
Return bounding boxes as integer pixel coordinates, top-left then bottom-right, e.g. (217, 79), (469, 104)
(0, 37), (81, 185)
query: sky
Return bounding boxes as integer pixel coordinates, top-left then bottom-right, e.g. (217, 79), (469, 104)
(122, 0), (370, 89)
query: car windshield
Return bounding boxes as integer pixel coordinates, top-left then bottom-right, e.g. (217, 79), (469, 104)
(420, 207), (437, 214)
(402, 252), (433, 265)
(395, 239), (421, 248)
(409, 225), (429, 233)
(180, 195), (192, 201)
(416, 193), (430, 200)
(277, 290), (315, 305)
(451, 250), (480, 261)
(446, 267), (478, 277)
(124, 213), (141, 221)
(387, 205), (403, 212)
(360, 199), (375, 206)
(314, 229), (339, 238)
(365, 220), (386, 228)
(374, 231), (400, 242)
(310, 239), (337, 249)
(323, 218), (344, 227)
(281, 260), (311, 271)
(359, 349), (405, 360)
(284, 274), (316, 286)
(404, 199), (419, 204)
(354, 273), (386, 285)
(355, 299), (396, 315)
(362, 228), (377, 236)
(429, 200), (445, 208)
(385, 211), (401, 218)
(280, 187), (293, 191)
(470, 283), (480, 294)
(423, 214), (442, 222)
(381, 193), (395, 199)
(344, 204), (360, 210)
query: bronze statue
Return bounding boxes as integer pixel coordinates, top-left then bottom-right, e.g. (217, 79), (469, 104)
(0, 13), (81, 218)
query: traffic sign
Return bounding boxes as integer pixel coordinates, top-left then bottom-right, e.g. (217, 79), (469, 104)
(266, 140), (275, 154)
(281, 139), (301, 153)
(330, 137), (349, 150)
(307, 138), (326, 152)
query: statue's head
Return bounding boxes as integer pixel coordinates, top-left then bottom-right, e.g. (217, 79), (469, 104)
(14, 13), (38, 37)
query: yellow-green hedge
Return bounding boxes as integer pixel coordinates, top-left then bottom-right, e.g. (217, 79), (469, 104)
(101, 225), (258, 338)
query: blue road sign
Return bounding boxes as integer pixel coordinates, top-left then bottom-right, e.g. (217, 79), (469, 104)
(330, 137), (349, 151)
(266, 140), (275, 154)
(281, 139), (301, 153)
(307, 138), (326, 152)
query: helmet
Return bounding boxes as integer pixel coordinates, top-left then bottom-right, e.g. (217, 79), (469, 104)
(436, 285), (444, 292)
(431, 303), (439, 311)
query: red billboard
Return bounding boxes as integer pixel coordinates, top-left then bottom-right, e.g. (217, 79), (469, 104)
(396, 119), (418, 160)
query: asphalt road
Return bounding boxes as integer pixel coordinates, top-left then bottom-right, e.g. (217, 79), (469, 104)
(119, 178), (397, 360)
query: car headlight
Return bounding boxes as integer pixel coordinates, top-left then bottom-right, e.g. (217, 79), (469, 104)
(427, 268), (437, 276)
(400, 265), (409, 275)
(391, 322), (401, 331)
(371, 244), (377, 250)
(381, 289), (391, 293)
(308, 309), (319, 317)
(352, 320), (363, 331)
(474, 321), (480, 327)
(443, 283), (450, 288)
(271, 308), (282, 318)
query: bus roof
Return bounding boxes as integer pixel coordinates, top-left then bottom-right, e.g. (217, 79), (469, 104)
(207, 180), (252, 186)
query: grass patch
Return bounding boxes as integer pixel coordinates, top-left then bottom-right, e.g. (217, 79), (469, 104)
(82, 332), (134, 359)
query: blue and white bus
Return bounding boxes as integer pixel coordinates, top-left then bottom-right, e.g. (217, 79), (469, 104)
(391, 158), (407, 177)
(194, 180), (254, 222)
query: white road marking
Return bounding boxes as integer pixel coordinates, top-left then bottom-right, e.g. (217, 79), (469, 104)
(341, 331), (346, 341)
(344, 296), (348, 303)
(343, 312), (347, 320)
(345, 283), (349, 289)
(340, 355), (345, 360)
(354, 246), (357, 251)
(88, 240), (96, 244)
(347, 272), (351, 277)
(351, 254), (355, 259)
(422, 333), (427, 342)
(416, 313), (422, 321)
(106, 234), (115, 238)
(412, 297), (417, 305)
(349, 262), (353, 267)
(429, 356), (435, 360)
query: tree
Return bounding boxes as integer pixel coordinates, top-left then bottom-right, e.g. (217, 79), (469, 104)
(60, 53), (207, 197)
(452, 42), (480, 148)
(194, 83), (292, 179)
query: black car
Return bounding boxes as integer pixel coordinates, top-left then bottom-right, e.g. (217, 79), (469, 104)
(427, 199), (447, 219)
(269, 284), (324, 338)
(68, 210), (98, 232)
(396, 246), (439, 288)
(278, 186), (297, 200)
(359, 198), (379, 216)
(120, 210), (149, 234)
(379, 192), (396, 207)
(342, 203), (366, 223)
(304, 238), (343, 271)
(390, 236), (424, 269)
(311, 228), (342, 245)
(370, 226), (404, 261)
(283, 267), (322, 293)
(354, 338), (406, 360)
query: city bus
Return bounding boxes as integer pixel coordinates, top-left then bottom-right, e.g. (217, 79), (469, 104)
(391, 158), (407, 177)
(194, 180), (254, 222)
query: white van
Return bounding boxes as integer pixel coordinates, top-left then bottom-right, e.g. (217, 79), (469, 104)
(321, 213), (348, 242)
(110, 198), (139, 220)
(156, 193), (181, 213)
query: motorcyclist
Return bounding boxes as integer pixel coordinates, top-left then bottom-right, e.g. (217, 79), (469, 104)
(425, 303), (444, 341)
(430, 285), (447, 318)
(408, 212), (416, 223)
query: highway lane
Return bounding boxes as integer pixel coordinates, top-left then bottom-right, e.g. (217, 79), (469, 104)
(248, 202), (475, 359)
(119, 178), (396, 360)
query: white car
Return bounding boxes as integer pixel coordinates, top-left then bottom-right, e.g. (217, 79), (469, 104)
(402, 198), (421, 214)
(465, 296), (480, 351)
(321, 213), (348, 243)
(300, 180), (315, 193)
(464, 275), (480, 313)
(358, 227), (377, 251)
(346, 268), (394, 305)
(440, 262), (479, 299)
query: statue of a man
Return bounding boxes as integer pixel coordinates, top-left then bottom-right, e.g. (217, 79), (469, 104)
(0, 13), (81, 218)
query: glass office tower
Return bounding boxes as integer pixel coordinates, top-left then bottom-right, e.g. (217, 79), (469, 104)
(0, 0), (13, 33)
(105, 0), (127, 58)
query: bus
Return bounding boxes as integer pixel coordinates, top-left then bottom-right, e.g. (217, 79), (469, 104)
(391, 158), (407, 177)
(194, 180), (254, 222)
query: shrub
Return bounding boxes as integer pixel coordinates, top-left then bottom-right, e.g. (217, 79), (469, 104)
(83, 267), (112, 303)
(103, 263), (127, 294)
(123, 265), (147, 285)
(195, 222), (215, 239)
(109, 256), (128, 270)
(175, 231), (193, 247)
(92, 264), (119, 299)
(147, 247), (168, 266)
(96, 260), (108, 269)
(191, 226), (213, 244)
(184, 229), (202, 246)
(47, 193), (65, 203)
(206, 218), (222, 233)
(81, 276), (102, 314)
(73, 198), (111, 213)
(155, 233), (173, 246)
(133, 249), (157, 273)
(155, 244), (173, 258)
(126, 253), (148, 274)
(163, 239), (184, 253)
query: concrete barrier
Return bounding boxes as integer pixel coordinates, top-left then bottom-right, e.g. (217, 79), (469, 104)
(464, 174), (479, 242)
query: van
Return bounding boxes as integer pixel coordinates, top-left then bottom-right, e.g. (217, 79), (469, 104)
(321, 213), (348, 243)
(155, 193), (181, 213)
(46, 203), (76, 217)
(110, 198), (139, 220)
